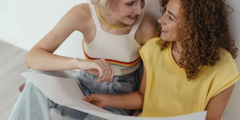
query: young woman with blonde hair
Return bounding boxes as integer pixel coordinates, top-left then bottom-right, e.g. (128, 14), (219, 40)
(9, 0), (157, 120)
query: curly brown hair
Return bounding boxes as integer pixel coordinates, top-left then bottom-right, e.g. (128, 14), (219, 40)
(157, 0), (238, 80)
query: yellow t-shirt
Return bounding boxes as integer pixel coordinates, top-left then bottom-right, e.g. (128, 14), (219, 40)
(139, 37), (240, 117)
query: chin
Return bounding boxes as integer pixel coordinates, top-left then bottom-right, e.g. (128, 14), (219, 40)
(125, 22), (135, 26)
(124, 19), (137, 26)
(161, 38), (168, 41)
(160, 35), (168, 41)
(124, 22), (135, 26)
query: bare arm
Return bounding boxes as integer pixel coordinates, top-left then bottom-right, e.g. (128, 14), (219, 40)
(205, 84), (235, 120)
(136, 13), (158, 45)
(85, 67), (147, 109)
(26, 4), (88, 71)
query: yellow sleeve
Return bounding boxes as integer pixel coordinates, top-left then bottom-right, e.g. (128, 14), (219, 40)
(139, 45), (148, 67)
(139, 37), (160, 65)
(208, 50), (240, 98)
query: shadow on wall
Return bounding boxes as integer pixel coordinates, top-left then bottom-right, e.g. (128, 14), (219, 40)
(223, 0), (240, 119)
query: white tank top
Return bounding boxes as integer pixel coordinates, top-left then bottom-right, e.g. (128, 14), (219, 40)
(82, 3), (145, 75)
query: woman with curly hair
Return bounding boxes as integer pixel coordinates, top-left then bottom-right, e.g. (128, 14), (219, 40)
(84, 0), (239, 119)
(138, 0), (239, 119)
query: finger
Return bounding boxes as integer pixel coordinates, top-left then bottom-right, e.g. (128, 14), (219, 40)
(109, 62), (115, 81)
(94, 61), (105, 81)
(91, 102), (103, 108)
(85, 69), (99, 76)
(84, 96), (92, 102)
(97, 80), (105, 83)
(105, 61), (114, 82)
(98, 59), (108, 81)
(83, 96), (89, 102)
(100, 59), (112, 82)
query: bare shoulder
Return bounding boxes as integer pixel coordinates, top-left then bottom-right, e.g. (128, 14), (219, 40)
(71, 3), (90, 17)
(136, 13), (158, 45)
(65, 3), (92, 31)
(141, 13), (158, 30)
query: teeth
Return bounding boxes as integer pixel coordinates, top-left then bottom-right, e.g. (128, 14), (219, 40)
(129, 15), (136, 18)
(162, 28), (167, 32)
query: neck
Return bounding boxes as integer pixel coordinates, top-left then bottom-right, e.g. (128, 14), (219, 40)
(172, 41), (182, 64)
(174, 41), (183, 53)
(99, 9), (124, 27)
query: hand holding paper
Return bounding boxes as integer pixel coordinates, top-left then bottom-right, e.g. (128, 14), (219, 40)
(84, 94), (109, 108)
(21, 71), (207, 120)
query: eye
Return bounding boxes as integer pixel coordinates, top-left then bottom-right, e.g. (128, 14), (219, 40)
(169, 16), (174, 21)
(127, 2), (135, 6)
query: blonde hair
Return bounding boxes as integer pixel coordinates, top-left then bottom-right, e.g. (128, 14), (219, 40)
(90, 0), (114, 10)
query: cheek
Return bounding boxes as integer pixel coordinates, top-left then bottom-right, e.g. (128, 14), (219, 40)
(170, 25), (179, 37)
(113, 10), (126, 18)
(117, 8), (131, 16)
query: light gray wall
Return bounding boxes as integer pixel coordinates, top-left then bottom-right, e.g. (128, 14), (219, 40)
(0, 0), (239, 119)
(0, 0), (88, 58)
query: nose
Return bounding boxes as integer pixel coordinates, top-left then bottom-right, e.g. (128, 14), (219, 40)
(134, 3), (142, 15)
(158, 15), (166, 25)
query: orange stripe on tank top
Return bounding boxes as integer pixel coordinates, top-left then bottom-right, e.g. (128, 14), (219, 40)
(82, 41), (141, 67)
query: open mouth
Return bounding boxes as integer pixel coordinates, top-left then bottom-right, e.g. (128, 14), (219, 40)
(128, 15), (138, 20)
(161, 28), (168, 33)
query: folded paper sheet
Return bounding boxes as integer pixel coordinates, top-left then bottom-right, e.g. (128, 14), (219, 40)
(21, 72), (206, 120)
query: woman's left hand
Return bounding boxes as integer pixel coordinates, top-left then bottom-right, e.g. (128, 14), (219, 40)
(84, 94), (109, 108)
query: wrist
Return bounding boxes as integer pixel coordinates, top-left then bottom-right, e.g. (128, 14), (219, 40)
(72, 58), (83, 69)
(104, 95), (111, 107)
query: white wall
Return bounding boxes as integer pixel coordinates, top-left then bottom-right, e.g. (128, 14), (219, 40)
(0, 0), (240, 119)
(144, 0), (162, 20)
(0, 0), (88, 58)
(222, 1), (240, 119)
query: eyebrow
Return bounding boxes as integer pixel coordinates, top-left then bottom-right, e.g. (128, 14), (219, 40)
(168, 11), (177, 19)
(127, 0), (137, 2)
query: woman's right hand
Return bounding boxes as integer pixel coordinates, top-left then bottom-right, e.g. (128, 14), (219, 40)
(76, 59), (115, 83)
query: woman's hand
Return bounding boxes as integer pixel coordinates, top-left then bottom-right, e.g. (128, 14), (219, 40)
(76, 59), (115, 82)
(84, 94), (109, 108)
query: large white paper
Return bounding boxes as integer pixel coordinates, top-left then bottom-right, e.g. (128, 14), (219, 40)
(21, 72), (207, 120)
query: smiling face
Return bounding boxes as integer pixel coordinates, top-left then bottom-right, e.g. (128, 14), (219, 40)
(158, 0), (182, 42)
(110, 0), (145, 25)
